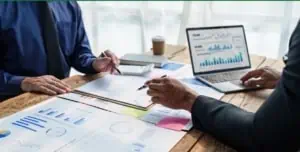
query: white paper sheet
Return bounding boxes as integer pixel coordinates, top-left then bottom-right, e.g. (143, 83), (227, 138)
(59, 111), (185, 152)
(0, 97), (185, 152)
(76, 75), (153, 109)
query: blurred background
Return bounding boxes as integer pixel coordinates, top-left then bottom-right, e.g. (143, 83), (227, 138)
(71, 1), (300, 75)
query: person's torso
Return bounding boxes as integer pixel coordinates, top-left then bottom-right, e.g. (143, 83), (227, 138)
(0, 2), (79, 77)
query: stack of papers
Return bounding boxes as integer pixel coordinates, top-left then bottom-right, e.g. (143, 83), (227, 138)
(61, 61), (224, 132)
(0, 60), (226, 151)
(59, 93), (192, 131)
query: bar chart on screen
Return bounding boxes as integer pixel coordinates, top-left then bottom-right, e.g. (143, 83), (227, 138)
(200, 52), (244, 67)
(188, 26), (251, 73)
(207, 43), (233, 52)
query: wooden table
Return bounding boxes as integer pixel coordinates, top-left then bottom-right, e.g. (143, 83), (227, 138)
(0, 45), (285, 152)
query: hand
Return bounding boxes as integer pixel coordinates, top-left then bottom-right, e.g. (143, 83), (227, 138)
(93, 50), (120, 74)
(21, 75), (71, 95)
(146, 77), (199, 112)
(240, 66), (281, 89)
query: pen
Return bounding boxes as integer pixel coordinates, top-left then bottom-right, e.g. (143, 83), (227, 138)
(137, 75), (167, 91)
(101, 52), (122, 75)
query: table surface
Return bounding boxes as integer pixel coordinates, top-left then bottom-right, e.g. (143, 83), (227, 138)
(0, 44), (285, 152)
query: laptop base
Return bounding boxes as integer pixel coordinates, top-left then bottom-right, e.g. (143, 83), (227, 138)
(195, 76), (261, 93)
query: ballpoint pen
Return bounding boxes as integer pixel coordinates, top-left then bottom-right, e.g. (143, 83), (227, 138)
(137, 75), (167, 91)
(101, 52), (122, 75)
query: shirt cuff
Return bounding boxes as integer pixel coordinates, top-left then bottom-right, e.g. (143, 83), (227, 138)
(191, 95), (206, 130)
(191, 95), (220, 132)
(191, 95), (206, 115)
(85, 57), (98, 74)
(7, 75), (25, 94)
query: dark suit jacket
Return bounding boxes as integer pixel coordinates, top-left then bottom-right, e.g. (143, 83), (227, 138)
(191, 21), (300, 151)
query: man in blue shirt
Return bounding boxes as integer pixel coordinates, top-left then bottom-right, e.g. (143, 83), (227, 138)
(0, 2), (119, 101)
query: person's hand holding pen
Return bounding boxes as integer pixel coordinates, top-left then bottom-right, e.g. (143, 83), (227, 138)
(144, 76), (198, 112)
(137, 75), (167, 90)
(92, 50), (121, 74)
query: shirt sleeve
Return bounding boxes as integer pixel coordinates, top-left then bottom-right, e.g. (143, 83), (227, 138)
(70, 2), (97, 74)
(191, 22), (300, 152)
(0, 70), (25, 101)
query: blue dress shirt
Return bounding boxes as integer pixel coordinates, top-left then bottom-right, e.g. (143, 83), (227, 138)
(0, 2), (97, 101)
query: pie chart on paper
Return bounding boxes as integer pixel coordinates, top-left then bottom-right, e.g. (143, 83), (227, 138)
(0, 129), (11, 138)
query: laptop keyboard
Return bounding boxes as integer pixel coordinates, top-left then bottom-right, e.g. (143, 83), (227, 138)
(201, 70), (248, 83)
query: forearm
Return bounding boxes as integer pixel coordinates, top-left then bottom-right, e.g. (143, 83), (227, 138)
(191, 96), (255, 151)
(71, 52), (97, 74)
(191, 82), (300, 152)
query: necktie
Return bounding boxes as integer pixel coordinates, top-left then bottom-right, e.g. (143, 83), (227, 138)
(39, 2), (65, 79)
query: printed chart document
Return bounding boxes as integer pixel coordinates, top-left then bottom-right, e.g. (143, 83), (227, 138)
(75, 75), (153, 110)
(58, 93), (148, 119)
(0, 97), (185, 152)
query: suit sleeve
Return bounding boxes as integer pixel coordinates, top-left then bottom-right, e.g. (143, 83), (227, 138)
(191, 22), (300, 152)
(70, 2), (97, 74)
(0, 10), (25, 101)
(0, 71), (25, 101)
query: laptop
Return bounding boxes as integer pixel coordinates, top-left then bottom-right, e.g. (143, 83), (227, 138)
(186, 25), (259, 93)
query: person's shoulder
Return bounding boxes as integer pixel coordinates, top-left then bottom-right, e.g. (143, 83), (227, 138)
(51, 1), (81, 20)
(54, 1), (81, 15)
(0, 2), (17, 17)
(54, 1), (80, 9)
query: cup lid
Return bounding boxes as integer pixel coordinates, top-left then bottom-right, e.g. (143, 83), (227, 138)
(152, 36), (165, 42)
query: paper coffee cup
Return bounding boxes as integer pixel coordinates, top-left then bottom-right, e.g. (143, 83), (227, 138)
(152, 36), (165, 55)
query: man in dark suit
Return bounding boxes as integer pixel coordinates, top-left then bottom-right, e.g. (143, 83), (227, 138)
(146, 22), (300, 151)
(0, 2), (119, 101)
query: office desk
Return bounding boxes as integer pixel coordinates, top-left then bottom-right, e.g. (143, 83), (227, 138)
(0, 44), (285, 152)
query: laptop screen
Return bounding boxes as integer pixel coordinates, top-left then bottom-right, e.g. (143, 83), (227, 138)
(186, 26), (251, 74)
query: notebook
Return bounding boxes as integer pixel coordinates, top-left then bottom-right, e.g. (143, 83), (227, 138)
(120, 53), (168, 68)
(74, 74), (153, 110)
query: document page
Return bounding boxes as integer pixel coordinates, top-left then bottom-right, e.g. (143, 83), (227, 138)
(59, 110), (185, 152)
(0, 97), (98, 152)
(76, 75), (153, 109)
(0, 97), (185, 152)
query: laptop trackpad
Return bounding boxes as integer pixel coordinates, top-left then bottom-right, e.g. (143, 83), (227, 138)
(214, 80), (246, 92)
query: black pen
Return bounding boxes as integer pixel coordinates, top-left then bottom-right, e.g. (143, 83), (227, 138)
(101, 52), (122, 75)
(137, 75), (167, 91)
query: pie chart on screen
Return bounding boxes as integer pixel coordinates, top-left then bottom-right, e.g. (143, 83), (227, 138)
(0, 129), (11, 138)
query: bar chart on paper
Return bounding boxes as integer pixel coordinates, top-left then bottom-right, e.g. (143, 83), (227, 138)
(200, 52), (243, 67)
(38, 107), (88, 126)
(11, 116), (47, 132)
